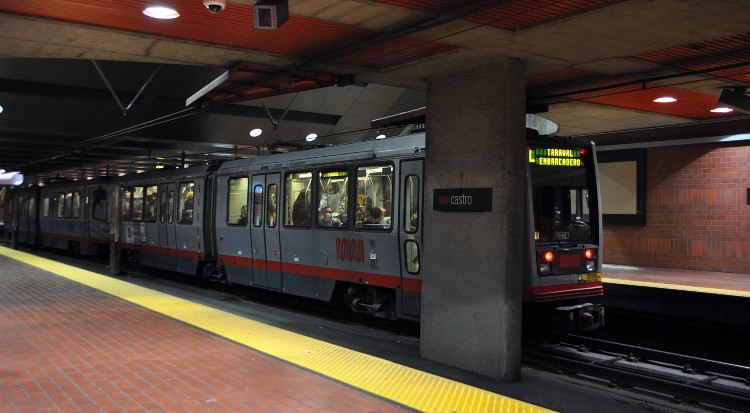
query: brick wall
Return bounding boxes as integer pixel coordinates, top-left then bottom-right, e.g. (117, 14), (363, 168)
(603, 143), (750, 273)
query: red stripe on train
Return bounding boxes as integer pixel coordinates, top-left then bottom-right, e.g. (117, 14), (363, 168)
(523, 282), (603, 302)
(218, 254), (422, 293)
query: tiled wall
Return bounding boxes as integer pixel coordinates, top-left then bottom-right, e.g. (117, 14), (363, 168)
(603, 143), (750, 273)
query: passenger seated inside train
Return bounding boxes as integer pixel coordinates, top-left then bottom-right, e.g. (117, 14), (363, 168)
(318, 205), (339, 227)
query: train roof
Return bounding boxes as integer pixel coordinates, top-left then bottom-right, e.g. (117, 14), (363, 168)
(218, 133), (426, 174)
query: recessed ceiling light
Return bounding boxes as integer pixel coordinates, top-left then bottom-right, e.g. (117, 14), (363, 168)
(249, 128), (263, 137)
(143, 6), (180, 19)
(0, 105), (4, 114)
(305, 133), (318, 142)
(653, 96), (676, 103)
(710, 107), (734, 113)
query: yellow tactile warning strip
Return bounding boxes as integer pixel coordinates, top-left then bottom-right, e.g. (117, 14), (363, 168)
(0, 246), (553, 413)
(603, 277), (750, 298)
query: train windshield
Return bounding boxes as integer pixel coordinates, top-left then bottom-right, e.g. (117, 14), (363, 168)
(529, 144), (596, 246)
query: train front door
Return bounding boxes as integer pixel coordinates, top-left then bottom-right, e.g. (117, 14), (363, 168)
(157, 183), (177, 270)
(250, 174), (282, 290)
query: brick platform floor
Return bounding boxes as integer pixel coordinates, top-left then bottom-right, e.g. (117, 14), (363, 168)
(0, 254), (410, 413)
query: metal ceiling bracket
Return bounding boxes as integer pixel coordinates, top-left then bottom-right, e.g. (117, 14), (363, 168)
(92, 60), (163, 116)
(260, 91), (300, 129)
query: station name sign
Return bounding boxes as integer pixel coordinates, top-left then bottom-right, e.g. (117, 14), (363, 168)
(529, 147), (584, 167)
(433, 188), (492, 212)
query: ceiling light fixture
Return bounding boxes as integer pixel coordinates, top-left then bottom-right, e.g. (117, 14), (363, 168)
(375, 134), (386, 140)
(0, 105), (3, 114)
(249, 128), (263, 137)
(143, 6), (180, 19)
(710, 107), (734, 113)
(653, 96), (676, 103)
(305, 133), (318, 142)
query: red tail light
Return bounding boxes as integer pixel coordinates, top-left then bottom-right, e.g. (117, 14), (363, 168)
(585, 249), (595, 259)
(543, 251), (554, 262)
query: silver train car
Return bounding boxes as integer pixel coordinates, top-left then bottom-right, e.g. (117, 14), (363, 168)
(5, 132), (604, 328)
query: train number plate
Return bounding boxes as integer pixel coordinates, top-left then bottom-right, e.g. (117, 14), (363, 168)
(555, 232), (569, 240)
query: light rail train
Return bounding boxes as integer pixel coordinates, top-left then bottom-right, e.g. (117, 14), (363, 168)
(5, 132), (604, 330)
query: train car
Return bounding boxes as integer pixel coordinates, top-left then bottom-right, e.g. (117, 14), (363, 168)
(37, 179), (111, 255)
(212, 132), (603, 327)
(525, 136), (604, 330)
(115, 163), (221, 276)
(214, 134), (423, 320)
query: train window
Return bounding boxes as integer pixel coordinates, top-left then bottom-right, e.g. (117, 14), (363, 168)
(167, 191), (175, 224)
(70, 192), (81, 218)
(317, 170), (348, 228)
(355, 165), (393, 230)
(131, 186), (144, 221)
(122, 187), (132, 221)
(56, 193), (65, 218)
(227, 176), (249, 226)
(403, 175), (419, 233)
(144, 186), (157, 222)
(405, 240), (420, 274)
(177, 182), (194, 224)
(252, 185), (263, 227)
(42, 195), (52, 218)
(285, 172), (312, 227)
(267, 184), (277, 227)
(27, 196), (36, 218)
(159, 191), (167, 223)
(92, 189), (107, 222)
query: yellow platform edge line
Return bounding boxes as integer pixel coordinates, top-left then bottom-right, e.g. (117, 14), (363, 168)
(0, 246), (554, 413)
(603, 277), (750, 298)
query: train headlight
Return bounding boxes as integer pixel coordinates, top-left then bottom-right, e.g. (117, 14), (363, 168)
(539, 251), (553, 274)
(586, 260), (596, 271)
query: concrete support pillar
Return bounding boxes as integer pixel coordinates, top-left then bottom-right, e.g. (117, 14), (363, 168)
(421, 59), (526, 381)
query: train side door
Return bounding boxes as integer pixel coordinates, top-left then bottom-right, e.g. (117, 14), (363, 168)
(250, 174), (282, 290)
(216, 174), (252, 285)
(157, 183), (177, 270)
(398, 159), (423, 319)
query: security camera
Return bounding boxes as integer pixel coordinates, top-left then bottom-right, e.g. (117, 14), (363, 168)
(203, 0), (226, 13)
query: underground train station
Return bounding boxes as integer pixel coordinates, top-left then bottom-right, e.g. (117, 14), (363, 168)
(1, 1), (749, 412)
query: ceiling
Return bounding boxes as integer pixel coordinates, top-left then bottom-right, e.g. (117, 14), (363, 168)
(0, 0), (748, 185)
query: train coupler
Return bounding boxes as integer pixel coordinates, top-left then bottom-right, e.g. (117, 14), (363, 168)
(555, 302), (605, 331)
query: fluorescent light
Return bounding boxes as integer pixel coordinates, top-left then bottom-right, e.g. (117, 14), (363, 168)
(653, 96), (676, 103)
(143, 6), (180, 19)
(249, 128), (263, 137)
(710, 107), (734, 113)
(305, 133), (318, 142)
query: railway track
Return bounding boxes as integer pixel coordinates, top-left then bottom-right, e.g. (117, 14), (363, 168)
(524, 333), (750, 413)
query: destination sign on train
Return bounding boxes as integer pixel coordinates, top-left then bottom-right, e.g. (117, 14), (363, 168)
(529, 147), (584, 167)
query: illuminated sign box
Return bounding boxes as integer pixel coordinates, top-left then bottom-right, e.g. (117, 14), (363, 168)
(433, 188), (492, 212)
(529, 147), (584, 167)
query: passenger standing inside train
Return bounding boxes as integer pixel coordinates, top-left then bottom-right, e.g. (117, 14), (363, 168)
(319, 182), (343, 214)
(238, 205), (248, 225)
(267, 185), (277, 226)
(292, 190), (309, 226)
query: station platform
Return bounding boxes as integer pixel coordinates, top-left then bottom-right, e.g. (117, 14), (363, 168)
(603, 264), (750, 298)
(0, 245), (718, 413)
